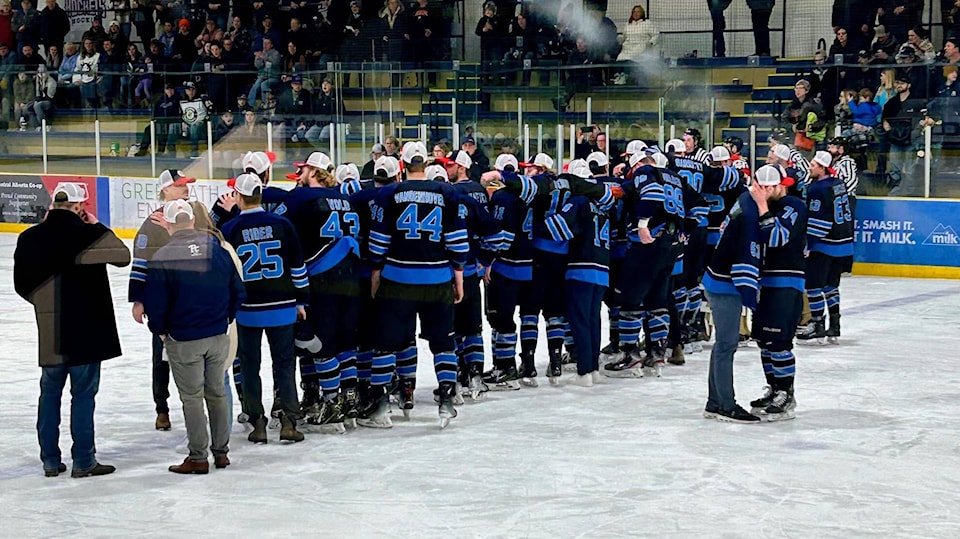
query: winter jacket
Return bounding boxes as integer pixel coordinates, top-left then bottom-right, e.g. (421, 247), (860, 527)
(848, 99), (882, 127)
(616, 19), (658, 62)
(14, 209), (131, 367)
(12, 6), (39, 46)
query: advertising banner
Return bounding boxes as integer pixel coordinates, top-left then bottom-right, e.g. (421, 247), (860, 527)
(109, 177), (235, 231)
(0, 175), (100, 224)
(855, 198), (960, 268)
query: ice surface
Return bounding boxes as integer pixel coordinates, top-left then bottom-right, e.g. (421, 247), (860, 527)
(2, 232), (960, 538)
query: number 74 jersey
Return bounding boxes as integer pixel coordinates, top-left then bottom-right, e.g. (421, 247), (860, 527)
(368, 180), (470, 286)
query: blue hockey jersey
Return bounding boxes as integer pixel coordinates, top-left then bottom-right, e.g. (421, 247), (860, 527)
(545, 195), (611, 286)
(805, 176), (854, 258)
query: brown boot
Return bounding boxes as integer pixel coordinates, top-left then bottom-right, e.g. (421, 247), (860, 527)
(168, 457), (209, 474)
(248, 416), (268, 444)
(214, 455), (230, 469)
(667, 346), (685, 366)
(155, 413), (171, 431)
(280, 415), (304, 443)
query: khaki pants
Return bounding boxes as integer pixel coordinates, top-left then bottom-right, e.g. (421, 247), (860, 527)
(165, 334), (231, 461)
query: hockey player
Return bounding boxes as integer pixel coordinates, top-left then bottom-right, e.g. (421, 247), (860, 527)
(605, 151), (686, 378)
(701, 177), (766, 423)
(723, 136), (752, 181)
(827, 136), (859, 216)
(368, 152), (470, 429)
(544, 159), (613, 386)
(769, 129), (811, 193)
(212, 150), (287, 229)
(747, 165), (807, 421)
(276, 151), (362, 433)
(129, 169), (200, 432)
(798, 151), (854, 344)
(221, 173), (309, 443)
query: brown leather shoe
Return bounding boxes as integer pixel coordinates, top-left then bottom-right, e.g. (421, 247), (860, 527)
(155, 413), (172, 431)
(168, 457), (208, 475)
(214, 455), (230, 469)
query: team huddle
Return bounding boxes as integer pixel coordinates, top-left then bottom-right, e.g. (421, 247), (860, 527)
(132, 129), (855, 439)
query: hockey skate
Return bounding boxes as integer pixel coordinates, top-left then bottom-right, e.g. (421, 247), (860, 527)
(603, 348), (645, 378)
(599, 342), (623, 364)
(568, 373), (594, 387)
(762, 390), (796, 422)
(560, 348), (578, 373)
(482, 365), (521, 391)
(341, 388), (359, 429)
(796, 319), (826, 345)
(642, 341), (667, 378)
(307, 398), (346, 434)
(518, 351), (538, 388)
(437, 382), (458, 429)
(399, 378), (416, 419)
(357, 386), (392, 429)
(547, 350), (563, 386)
(749, 385), (775, 415)
(826, 314), (841, 345)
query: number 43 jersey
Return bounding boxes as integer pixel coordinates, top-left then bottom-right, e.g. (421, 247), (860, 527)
(369, 180), (469, 285)
(220, 208), (310, 327)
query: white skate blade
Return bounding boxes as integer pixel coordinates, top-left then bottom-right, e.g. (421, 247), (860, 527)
(827, 336), (839, 345)
(520, 377), (539, 388)
(439, 409), (457, 429)
(561, 363), (578, 373)
(798, 337), (826, 346)
(357, 416), (393, 429)
(402, 408), (412, 420)
(566, 374), (594, 387)
(488, 380), (521, 391)
(344, 417), (357, 429)
(469, 389), (486, 401)
(763, 410), (796, 422)
(602, 367), (644, 378)
(548, 376), (561, 386)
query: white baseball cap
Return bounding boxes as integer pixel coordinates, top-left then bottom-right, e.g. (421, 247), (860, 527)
(163, 199), (194, 223)
(812, 150), (833, 168)
(425, 164), (449, 182)
(772, 144), (792, 161)
(586, 151), (609, 168)
(709, 146), (732, 162)
(622, 139), (648, 156)
(294, 151), (333, 171)
(652, 153), (669, 169)
(241, 151), (277, 174)
(521, 152), (555, 171)
(664, 138), (685, 154)
(567, 159), (591, 179)
(336, 163), (360, 183)
(494, 153), (519, 172)
(754, 164), (794, 187)
(400, 141), (428, 163)
(158, 169), (196, 191)
(629, 150), (654, 168)
(229, 173), (263, 196)
(441, 150), (472, 169)
(52, 182), (88, 203)
(374, 155), (401, 178)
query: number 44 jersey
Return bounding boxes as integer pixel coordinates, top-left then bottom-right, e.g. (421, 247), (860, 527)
(369, 180), (469, 285)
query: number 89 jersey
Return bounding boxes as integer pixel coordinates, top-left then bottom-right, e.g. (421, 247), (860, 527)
(369, 180), (469, 285)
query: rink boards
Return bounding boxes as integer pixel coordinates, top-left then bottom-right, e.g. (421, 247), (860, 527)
(1, 173), (958, 279)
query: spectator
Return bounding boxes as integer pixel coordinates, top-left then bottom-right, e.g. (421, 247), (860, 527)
(746, 0), (774, 56)
(552, 37), (595, 112)
(832, 0), (876, 50)
(846, 87), (883, 134)
(109, 0), (131, 42)
(82, 17), (107, 51)
(708, 0), (732, 57)
(205, 0), (229, 33)
(928, 65), (960, 169)
(17, 42), (41, 68)
(28, 63), (54, 128)
(44, 43), (60, 71)
(74, 38), (100, 108)
(158, 20), (175, 60)
(575, 124), (599, 159)
(204, 41), (228, 110)
(171, 18), (196, 70)
(875, 67), (898, 110)
(278, 74), (312, 140)
(361, 142), (384, 178)
(502, 10), (538, 64)
(895, 43), (929, 98)
(99, 38), (124, 110)
(211, 107), (234, 142)
(131, 0), (155, 47)
(224, 15), (253, 58)
(378, 0), (406, 62)
(595, 9), (621, 63)
(106, 19), (128, 53)
(249, 36), (280, 105)
(834, 88), (858, 134)
(406, 0), (437, 65)
(0, 41), (13, 118)
(878, 0), (921, 43)
(304, 14), (337, 71)
(383, 134), (399, 158)
(158, 0), (189, 26)
(869, 24), (899, 63)
(882, 72), (924, 195)
(256, 85), (277, 118)
(945, 35), (960, 65)
(305, 77), (342, 145)
(195, 18), (223, 49)
(252, 15), (282, 55)
(14, 182), (130, 479)
(475, 2), (505, 73)
(285, 16), (308, 52)
(339, 0), (367, 62)
(126, 43), (151, 107)
(829, 27), (858, 63)
(38, 0), (68, 56)
(461, 135), (489, 180)
(144, 38), (165, 76)
(135, 81), (180, 154)
(282, 40), (305, 75)
(13, 0), (38, 54)
(432, 140), (450, 158)
(235, 109), (264, 142)
(13, 70), (32, 129)
(617, 5), (658, 63)
(0, 1), (13, 50)
(55, 40), (76, 86)
(906, 26), (935, 62)
(946, 0), (960, 38)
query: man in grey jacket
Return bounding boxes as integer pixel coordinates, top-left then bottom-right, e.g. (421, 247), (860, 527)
(248, 36), (280, 106)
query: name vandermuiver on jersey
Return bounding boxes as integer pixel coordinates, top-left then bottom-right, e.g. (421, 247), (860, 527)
(394, 191), (445, 206)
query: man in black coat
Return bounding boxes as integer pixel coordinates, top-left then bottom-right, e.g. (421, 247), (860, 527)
(38, 0), (69, 57)
(13, 182), (130, 478)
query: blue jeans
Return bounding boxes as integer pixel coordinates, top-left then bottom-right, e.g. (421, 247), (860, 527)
(38, 362), (101, 473)
(704, 290), (742, 412)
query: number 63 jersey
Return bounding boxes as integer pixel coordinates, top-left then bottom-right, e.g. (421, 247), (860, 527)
(369, 180), (469, 285)
(805, 176), (854, 258)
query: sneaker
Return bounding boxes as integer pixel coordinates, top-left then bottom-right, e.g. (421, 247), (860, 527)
(703, 403), (720, 419)
(168, 457), (209, 475)
(749, 385), (775, 414)
(481, 366), (521, 391)
(71, 462), (116, 478)
(715, 405), (761, 424)
(44, 463), (67, 477)
(762, 390), (796, 421)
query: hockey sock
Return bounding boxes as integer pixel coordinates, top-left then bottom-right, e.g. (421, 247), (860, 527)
(520, 314), (539, 355)
(232, 357), (244, 404)
(546, 316), (565, 353)
(461, 334), (484, 371)
(769, 350), (796, 392)
(337, 350), (358, 391)
(357, 349), (373, 384)
(299, 357), (320, 396)
(433, 350), (459, 384)
(824, 287), (840, 318)
(618, 310), (643, 349)
(396, 342), (418, 379)
(673, 287), (688, 327)
(760, 348), (775, 386)
(563, 319), (575, 351)
(314, 355), (341, 400)
(494, 332), (518, 370)
(806, 288), (826, 320)
(370, 352), (396, 387)
(607, 306), (620, 346)
(646, 308), (670, 343)
(686, 287), (703, 325)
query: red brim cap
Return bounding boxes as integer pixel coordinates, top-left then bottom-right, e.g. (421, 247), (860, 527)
(434, 157), (455, 166)
(226, 178), (237, 188)
(173, 176), (196, 185)
(292, 162), (307, 168)
(781, 177), (796, 187)
(518, 162), (533, 168)
(285, 172), (299, 180)
(264, 151), (277, 163)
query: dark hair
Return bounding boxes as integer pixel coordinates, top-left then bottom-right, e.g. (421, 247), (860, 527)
(406, 161), (426, 173)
